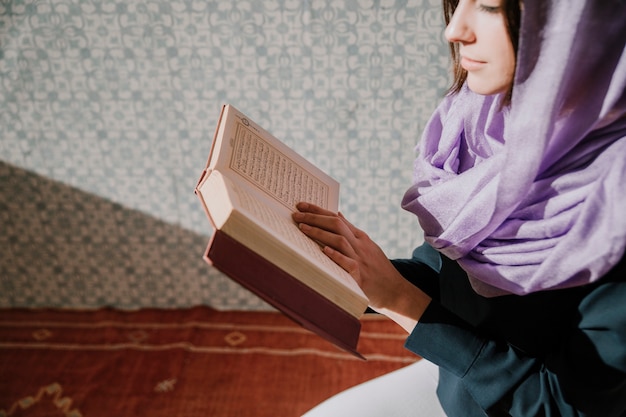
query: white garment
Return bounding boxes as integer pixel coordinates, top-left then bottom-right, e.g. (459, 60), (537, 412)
(301, 360), (447, 417)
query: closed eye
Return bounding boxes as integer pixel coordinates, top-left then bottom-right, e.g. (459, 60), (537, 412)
(478, 4), (501, 13)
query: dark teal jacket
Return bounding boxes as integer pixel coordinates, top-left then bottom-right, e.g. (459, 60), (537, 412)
(392, 244), (626, 417)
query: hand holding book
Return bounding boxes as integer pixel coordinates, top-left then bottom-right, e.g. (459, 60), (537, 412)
(292, 202), (432, 334)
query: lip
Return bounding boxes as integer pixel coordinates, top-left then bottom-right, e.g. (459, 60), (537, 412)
(460, 56), (485, 71)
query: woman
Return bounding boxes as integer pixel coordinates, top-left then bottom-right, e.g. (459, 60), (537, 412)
(294, 0), (626, 415)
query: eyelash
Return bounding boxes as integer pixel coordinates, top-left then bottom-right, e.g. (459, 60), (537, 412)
(478, 4), (501, 13)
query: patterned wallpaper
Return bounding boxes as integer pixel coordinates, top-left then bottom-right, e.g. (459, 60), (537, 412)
(0, 0), (449, 309)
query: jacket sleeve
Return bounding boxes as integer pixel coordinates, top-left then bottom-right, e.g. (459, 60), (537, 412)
(400, 261), (626, 417)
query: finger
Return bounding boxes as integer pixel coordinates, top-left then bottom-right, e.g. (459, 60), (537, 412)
(294, 204), (361, 240)
(323, 246), (360, 278)
(337, 212), (364, 237)
(298, 222), (357, 258)
(295, 202), (337, 216)
(292, 211), (351, 238)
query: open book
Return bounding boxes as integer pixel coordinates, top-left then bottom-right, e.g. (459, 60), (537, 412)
(195, 104), (369, 357)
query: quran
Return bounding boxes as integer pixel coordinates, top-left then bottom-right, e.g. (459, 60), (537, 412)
(195, 104), (369, 357)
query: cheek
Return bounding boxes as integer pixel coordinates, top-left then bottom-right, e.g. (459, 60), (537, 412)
(503, 51), (516, 81)
(489, 37), (515, 91)
(497, 38), (516, 79)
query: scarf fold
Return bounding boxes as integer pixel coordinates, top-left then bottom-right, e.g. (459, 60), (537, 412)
(402, 0), (626, 296)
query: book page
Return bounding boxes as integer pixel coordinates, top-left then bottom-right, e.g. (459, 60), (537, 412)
(225, 175), (363, 294)
(229, 122), (330, 211)
(203, 105), (339, 213)
(196, 106), (368, 310)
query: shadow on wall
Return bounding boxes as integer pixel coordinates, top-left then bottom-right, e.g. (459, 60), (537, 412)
(0, 160), (270, 310)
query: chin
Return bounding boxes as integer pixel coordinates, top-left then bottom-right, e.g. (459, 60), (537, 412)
(467, 76), (511, 96)
(468, 84), (506, 96)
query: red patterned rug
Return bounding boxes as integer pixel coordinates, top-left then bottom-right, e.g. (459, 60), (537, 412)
(0, 307), (418, 416)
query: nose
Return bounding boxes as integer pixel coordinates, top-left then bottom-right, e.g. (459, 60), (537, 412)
(444, 1), (475, 44)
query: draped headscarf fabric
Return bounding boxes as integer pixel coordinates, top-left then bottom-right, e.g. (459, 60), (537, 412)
(401, 1), (626, 296)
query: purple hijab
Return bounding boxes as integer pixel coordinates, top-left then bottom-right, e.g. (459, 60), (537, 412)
(402, 1), (626, 296)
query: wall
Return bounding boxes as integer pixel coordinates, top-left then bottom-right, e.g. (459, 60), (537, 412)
(0, 0), (449, 309)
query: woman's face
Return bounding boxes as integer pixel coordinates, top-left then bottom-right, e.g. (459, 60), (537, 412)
(445, 0), (516, 95)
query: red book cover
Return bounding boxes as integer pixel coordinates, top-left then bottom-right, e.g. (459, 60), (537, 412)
(203, 230), (364, 359)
